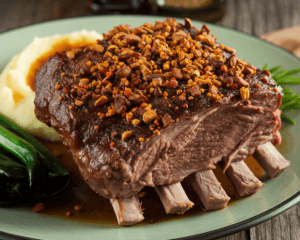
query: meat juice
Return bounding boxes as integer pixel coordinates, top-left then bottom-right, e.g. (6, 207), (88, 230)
(24, 137), (265, 225)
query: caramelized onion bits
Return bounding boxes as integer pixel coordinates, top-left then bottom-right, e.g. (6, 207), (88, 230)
(143, 110), (157, 124)
(94, 96), (109, 107)
(240, 87), (250, 100)
(122, 131), (133, 142)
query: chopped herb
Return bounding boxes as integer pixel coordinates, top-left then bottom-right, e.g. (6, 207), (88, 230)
(265, 65), (300, 125)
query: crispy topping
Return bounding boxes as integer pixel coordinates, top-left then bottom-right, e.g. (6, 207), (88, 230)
(143, 109), (157, 124)
(94, 96), (109, 107)
(132, 119), (141, 126)
(67, 51), (75, 59)
(240, 87), (250, 100)
(263, 70), (271, 77)
(126, 112), (133, 123)
(75, 100), (84, 106)
(115, 66), (131, 78)
(254, 84), (261, 89)
(262, 77), (269, 83)
(232, 75), (250, 87)
(124, 34), (142, 44)
(172, 68), (183, 79)
(152, 77), (162, 87)
(179, 92), (187, 101)
(61, 18), (265, 142)
(88, 44), (104, 53)
(122, 131), (133, 141)
(153, 130), (160, 135)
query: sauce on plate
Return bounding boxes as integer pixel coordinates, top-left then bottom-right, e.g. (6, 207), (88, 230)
(27, 137), (266, 225)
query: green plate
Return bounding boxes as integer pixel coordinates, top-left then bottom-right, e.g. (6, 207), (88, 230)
(0, 15), (300, 240)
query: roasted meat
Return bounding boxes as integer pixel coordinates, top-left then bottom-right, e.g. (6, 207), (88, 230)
(34, 18), (289, 225)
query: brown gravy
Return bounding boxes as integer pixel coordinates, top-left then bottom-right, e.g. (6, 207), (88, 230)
(31, 139), (265, 225)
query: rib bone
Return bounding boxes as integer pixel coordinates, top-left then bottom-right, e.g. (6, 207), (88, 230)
(220, 160), (264, 198)
(110, 196), (144, 226)
(253, 141), (290, 178)
(189, 170), (230, 210)
(155, 182), (194, 214)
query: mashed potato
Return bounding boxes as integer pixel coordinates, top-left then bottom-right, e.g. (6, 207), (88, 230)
(0, 30), (102, 141)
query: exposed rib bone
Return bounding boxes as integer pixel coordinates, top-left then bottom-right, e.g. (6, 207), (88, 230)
(110, 196), (144, 226)
(189, 170), (230, 210)
(155, 182), (194, 214)
(253, 141), (290, 178)
(220, 160), (264, 198)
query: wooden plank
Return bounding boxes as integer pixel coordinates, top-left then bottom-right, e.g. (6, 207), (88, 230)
(218, 230), (249, 240)
(250, 220), (272, 240)
(250, 0), (266, 37)
(250, 204), (300, 240)
(235, 0), (253, 35)
(219, 0), (238, 31)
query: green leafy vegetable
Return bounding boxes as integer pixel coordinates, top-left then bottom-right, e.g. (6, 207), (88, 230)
(265, 65), (300, 125)
(0, 114), (70, 206)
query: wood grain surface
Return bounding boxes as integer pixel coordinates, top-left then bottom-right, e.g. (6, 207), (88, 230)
(0, 0), (300, 239)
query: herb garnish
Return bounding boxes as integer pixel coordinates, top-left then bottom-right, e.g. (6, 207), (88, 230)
(262, 64), (300, 125)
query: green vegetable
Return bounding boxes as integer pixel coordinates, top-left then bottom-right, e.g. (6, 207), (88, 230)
(0, 114), (68, 176)
(0, 125), (43, 188)
(265, 65), (300, 125)
(0, 114), (70, 206)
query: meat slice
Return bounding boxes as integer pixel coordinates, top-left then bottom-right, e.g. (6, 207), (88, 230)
(189, 170), (230, 210)
(33, 18), (288, 225)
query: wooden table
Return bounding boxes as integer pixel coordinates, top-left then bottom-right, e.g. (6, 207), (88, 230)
(0, 0), (299, 239)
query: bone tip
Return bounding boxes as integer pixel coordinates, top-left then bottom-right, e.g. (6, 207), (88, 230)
(167, 201), (194, 215)
(119, 216), (145, 226)
(205, 196), (230, 211)
(269, 160), (290, 178)
(237, 182), (264, 198)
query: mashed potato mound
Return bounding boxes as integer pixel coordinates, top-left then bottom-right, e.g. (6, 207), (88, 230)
(0, 30), (103, 141)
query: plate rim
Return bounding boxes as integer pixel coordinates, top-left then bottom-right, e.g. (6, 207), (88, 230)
(1, 14), (300, 240)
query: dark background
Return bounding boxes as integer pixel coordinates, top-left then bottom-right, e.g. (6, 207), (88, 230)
(0, 0), (300, 239)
